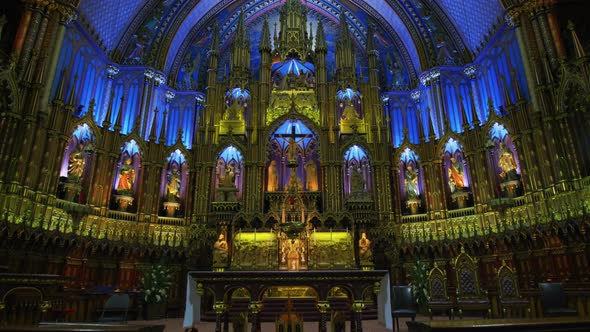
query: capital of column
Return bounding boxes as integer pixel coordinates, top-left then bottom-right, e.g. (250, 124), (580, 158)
(463, 64), (477, 80)
(153, 72), (166, 86)
(165, 89), (176, 103)
(248, 301), (263, 314)
(213, 301), (227, 314)
(410, 90), (420, 103)
(48, 1), (78, 25)
(23, 0), (53, 10)
(196, 283), (205, 296)
(144, 68), (155, 81)
(316, 301), (330, 313)
(106, 64), (120, 79)
(351, 301), (365, 313)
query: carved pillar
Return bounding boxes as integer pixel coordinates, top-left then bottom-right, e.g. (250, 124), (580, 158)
(100, 65), (120, 123)
(506, 10), (540, 112)
(39, 1), (77, 115)
(17, 0), (47, 78)
(317, 300), (330, 332)
(248, 301), (263, 332)
(213, 301), (227, 332)
(351, 300), (365, 332)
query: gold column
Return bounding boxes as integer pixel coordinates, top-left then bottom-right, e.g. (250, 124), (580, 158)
(39, 1), (77, 115)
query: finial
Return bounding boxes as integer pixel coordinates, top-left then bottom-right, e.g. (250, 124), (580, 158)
(159, 108), (168, 144)
(149, 108), (159, 142)
(114, 96), (125, 132)
(102, 90), (115, 128)
(460, 96), (470, 131)
(66, 74), (79, 109)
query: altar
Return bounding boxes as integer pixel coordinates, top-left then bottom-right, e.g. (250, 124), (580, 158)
(183, 270), (392, 332)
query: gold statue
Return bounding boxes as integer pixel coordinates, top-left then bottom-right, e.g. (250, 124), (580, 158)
(447, 157), (466, 193)
(222, 164), (236, 188)
(213, 233), (229, 266)
(116, 157), (135, 194)
(222, 98), (244, 121)
(304, 159), (318, 191)
(404, 165), (419, 199)
(498, 142), (518, 181)
(67, 143), (86, 181)
(165, 166), (181, 202)
(358, 232), (372, 264)
(267, 160), (279, 192)
(342, 100), (360, 121)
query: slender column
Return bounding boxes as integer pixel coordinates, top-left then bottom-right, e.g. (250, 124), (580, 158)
(546, 10), (566, 59)
(213, 301), (227, 332)
(506, 12), (540, 113)
(39, 2), (77, 115)
(464, 66), (481, 122)
(248, 301), (263, 332)
(17, 0), (45, 78)
(101, 65), (120, 123)
(138, 69), (154, 135)
(351, 300), (365, 332)
(317, 301), (330, 332)
(536, 8), (558, 65)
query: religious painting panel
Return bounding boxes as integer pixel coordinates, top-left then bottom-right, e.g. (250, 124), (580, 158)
(112, 140), (141, 212)
(488, 123), (522, 198)
(442, 138), (471, 209)
(343, 145), (372, 201)
(399, 148), (424, 215)
(214, 145), (244, 202)
(58, 124), (96, 203)
(160, 149), (188, 217)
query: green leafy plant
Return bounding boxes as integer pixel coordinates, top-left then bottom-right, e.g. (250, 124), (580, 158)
(141, 264), (172, 304)
(409, 260), (429, 311)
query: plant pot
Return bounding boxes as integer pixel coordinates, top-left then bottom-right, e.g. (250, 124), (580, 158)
(145, 302), (166, 320)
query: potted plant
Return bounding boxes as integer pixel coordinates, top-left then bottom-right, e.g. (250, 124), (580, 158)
(409, 260), (429, 314)
(141, 264), (172, 320)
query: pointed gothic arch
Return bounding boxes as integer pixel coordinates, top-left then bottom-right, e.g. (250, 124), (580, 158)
(112, 139), (142, 211)
(214, 145), (244, 202)
(160, 149), (188, 217)
(58, 123), (97, 203)
(343, 144), (372, 199)
(265, 118), (319, 193)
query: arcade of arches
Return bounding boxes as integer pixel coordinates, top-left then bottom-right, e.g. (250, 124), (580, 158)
(0, 0), (590, 330)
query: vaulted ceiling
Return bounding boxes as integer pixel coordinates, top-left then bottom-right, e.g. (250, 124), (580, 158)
(78, 0), (505, 85)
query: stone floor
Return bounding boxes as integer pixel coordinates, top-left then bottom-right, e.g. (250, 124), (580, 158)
(130, 317), (431, 332)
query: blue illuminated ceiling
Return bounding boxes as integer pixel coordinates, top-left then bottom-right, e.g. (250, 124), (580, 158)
(78, 0), (506, 84)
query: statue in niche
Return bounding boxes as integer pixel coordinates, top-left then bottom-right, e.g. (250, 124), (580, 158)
(498, 142), (518, 181)
(342, 100), (360, 121)
(286, 169), (304, 191)
(358, 232), (372, 264)
(350, 168), (365, 193)
(222, 98), (244, 121)
(436, 38), (457, 66)
(221, 164), (236, 187)
(404, 165), (419, 199)
(165, 166), (181, 202)
(67, 143), (86, 182)
(267, 160), (279, 192)
(447, 157), (466, 193)
(296, 69), (308, 88)
(212, 233), (229, 266)
(116, 158), (136, 194)
(304, 159), (318, 191)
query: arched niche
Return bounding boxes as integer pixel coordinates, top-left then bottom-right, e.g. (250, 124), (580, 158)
(160, 149), (188, 217)
(399, 148), (424, 215)
(58, 123), (96, 203)
(337, 88), (363, 121)
(112, 140), (141, 211)
(343, 145), (372, 201)
(442, 138), (471, 209)
(222, 87), (249, 122)
(214, 145), (244, 202)
(488, 122), (522, 198)
(271, 59), (315, 90)
(266, 119), (318, 193)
